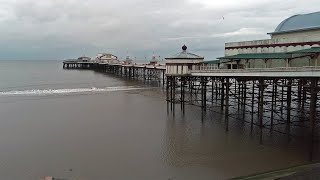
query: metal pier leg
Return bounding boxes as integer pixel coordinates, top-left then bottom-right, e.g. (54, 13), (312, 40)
(162, 71), (165, 86)
(166, 77), (169, 102)
(211, 78), (214, 104)
(181, 78), (184, 111)
(258, 79), (264, 128)
(238, 80), (241, 110)
(298, 79), (302, 107)
(243, 82), (247, 119)
(182, 79), (185, 114)
(258, 79), (265, 144)
(309, 78), (318, 161)
(221, 79), (225, 111)
(271, 80), (275, 126)
(225, 78), (230, 131)
(170, 77), (173, 111)
(190, 80), (193, 104)
(281, 80), (284, 116)
(215, 81), (218, 102)
(203, 77), (207, 111)
(302, 80), (307, 110)
(234, 79), (237, 98)
(201, 77), (204, 111)
(287, 79), (292, 124)
(218, 81), (221, 98)
(173, 77), (176, 116)
(129, 68), (131, 79)
(274, 82), (278, 126)
(257, 81), (260, 120)
(251, 80), (255, 129)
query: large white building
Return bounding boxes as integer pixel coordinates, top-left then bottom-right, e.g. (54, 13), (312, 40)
(220, 11), (320, 69)
(165, 45), (204, 75)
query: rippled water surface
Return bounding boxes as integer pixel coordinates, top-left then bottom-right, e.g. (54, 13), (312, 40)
(0, 60), (315, 180)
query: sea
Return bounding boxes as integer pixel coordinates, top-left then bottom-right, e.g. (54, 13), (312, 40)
(0, 60), (315, 180)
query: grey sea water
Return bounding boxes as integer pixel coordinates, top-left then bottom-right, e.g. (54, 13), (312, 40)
(0, 60), (313, 180)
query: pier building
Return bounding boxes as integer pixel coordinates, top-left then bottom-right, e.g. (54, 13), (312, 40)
(219, 11), (320, 69)
(96, 53), (119, 64)
(77, 56), (91, 62)
(123, 55), (133, 65)
(149, 54), (159, 66)
(165, 45), (204, 75)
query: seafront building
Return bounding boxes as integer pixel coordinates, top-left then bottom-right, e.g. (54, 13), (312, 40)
(219, 11), (320, 69)
(165, 45), (204, 75)
(95, 53), (119, 64)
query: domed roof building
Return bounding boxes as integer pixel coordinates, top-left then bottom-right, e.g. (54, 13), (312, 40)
(271, 11), (320, 35)
(165, 45), (204, 75)
(169, 45), (204, 59)
(220, 11), (320, 69)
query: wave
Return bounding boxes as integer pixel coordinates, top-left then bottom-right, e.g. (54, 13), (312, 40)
(0, 86), (150, 96)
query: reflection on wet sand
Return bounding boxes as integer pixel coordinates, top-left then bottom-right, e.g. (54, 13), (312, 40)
(163, 103), (317, 179)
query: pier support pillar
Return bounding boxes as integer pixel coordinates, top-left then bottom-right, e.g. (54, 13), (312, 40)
(271, 79), (278, 126)
(162, 71), (165, 86)
(309, 78), (318, 160)
(258, 79), (265, 128)
(166, 76), (169, 102)
(221, 78), (225, 111)
(258, 79), (266, 144)
(287, 79), (292, 124)
(302, 80), (307, 110)
(251, 80), (255, 128)
(281, 80), (285, 116)
(172, 76), (176, 116)
(225, 78), (230, 131)
(200, 77), (207, 111)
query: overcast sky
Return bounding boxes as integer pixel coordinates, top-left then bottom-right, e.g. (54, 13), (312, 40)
(0, 0), (319, 60)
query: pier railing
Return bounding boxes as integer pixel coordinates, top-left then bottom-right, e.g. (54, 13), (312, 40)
(192, 66), (320, 77)
(196, 66), (320, 73)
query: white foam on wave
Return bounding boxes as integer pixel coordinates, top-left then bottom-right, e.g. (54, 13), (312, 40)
(0, 86), (149, 96)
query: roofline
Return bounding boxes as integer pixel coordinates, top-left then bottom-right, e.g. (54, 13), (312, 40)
(268, 26), (320, 35)
(203, 60), (220, 64)
(273, 14), (298, 33)
(165, 58), (204, 60)
(286, 47), (320, 54)
(218, 49), (320, 60)
(225, 41), (320, 50)
(217, 53), (292, 59)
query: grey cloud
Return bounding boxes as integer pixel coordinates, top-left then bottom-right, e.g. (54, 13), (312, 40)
(0, 0), (319, 60)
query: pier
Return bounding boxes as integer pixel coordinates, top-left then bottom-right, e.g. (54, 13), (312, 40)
(63, 61), (166, 84)
(165, 67), (320, 150)
(63, 60), (320, 142)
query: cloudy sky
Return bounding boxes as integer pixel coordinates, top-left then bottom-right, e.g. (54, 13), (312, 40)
(0, 0), (319, 60)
